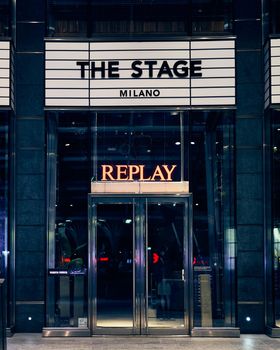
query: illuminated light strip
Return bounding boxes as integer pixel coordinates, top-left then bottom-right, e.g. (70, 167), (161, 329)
(0, 41), (10, 106)
(270, 38), (280, 105)
(91, 181), (189, 194)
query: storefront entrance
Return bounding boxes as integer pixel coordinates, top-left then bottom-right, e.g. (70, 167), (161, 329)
(88, 194), (192, 335)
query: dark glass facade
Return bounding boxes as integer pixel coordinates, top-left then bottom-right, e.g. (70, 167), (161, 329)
(263, 0), (280, 336)
(268, 110), (280, 330)
(0, 0), (9, 37)
(271, 0), (280, 33)
(0, 113), (9, 278)
(45, 110), (236, 332)
(0, 0), (279, 338)
(47, 0), (233, 37)
(190, 111), (236, 327)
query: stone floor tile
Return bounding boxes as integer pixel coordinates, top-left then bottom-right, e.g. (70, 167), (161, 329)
(7, 334), (280, 350)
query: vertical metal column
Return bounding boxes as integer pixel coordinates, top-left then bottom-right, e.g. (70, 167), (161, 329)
(135, 198), (145, 334)
(88, 196), (97, 333)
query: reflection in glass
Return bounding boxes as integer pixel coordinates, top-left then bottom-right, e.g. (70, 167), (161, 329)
(92, 1), (188, 35)
(0, 113), (8, 278)
(274, 227), (280, 327)
(47, 1), (88, 37)
(192, 0), (233, 34)
(272, 110), (280, 327)
(47, 110), (236, 330)
(47, 113), (90, 327)
(0, 0), (9, 37)
(46, 0), (234, 37)
(190, 111), (236, 327)
(147, 202), (185, 329)
(271, 0), (280, 34)
(96, 204), (133, 328)
(95, 112), (183, 182)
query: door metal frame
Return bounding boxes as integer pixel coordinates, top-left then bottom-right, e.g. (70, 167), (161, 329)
(88, 196), (136, 335)
(88, 193), (192, 336)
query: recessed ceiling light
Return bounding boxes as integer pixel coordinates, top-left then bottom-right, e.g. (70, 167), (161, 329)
(175, 141), (181, 145)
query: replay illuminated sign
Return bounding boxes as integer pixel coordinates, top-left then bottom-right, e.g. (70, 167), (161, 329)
(101, 164), (177, 181)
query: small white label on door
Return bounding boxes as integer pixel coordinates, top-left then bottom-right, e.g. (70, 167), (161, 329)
(78, 318), (88, 328)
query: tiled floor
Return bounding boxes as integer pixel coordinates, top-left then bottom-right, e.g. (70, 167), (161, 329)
(7, 334), (280, 350)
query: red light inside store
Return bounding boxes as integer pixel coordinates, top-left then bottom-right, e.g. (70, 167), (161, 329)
(99, 257), (109, 262)
(153, 253), (159, 264)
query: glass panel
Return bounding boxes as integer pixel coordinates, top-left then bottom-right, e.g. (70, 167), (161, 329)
(96, 203), (133, 328)
(47, 0), (235, 36)
(147, 202), (185, 329)
(47, 0), (88, 37)
(192, 0), (233, 35)
(0, 112), (8, 278)
(0, 112), (12, 330)
(92, 1), (189, 35)
(271, 0), (280, 34)
(190, 111), (236, 327)
(95, 111), (184, 182)
(0, 0), (9, 37)
(271, 110), (280, 327)
(273, 227), (280, 327)
(47, 112), (91, 327)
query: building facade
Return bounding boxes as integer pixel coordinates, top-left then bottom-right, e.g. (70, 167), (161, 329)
(0, 0), (280, 337)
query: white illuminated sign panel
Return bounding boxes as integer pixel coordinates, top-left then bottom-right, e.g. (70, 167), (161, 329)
(0, 41), (10, 106)
(264, 41), (270, 109)
(45, 40), (235, 108)
(270, 39), (280, 105)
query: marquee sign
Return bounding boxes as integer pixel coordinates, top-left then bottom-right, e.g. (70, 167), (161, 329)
(265, 38), (280, 107)
(0, 41), (10, 106)
(45, 40), (236, 108)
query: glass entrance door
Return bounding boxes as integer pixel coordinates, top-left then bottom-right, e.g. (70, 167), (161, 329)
(88, 195), (191, 335)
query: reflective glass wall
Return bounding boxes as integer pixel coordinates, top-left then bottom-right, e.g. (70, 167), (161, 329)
(190, 111), (236, 327)
(271, 0), (280, 33)
(270, 110), (280, 328)
(93, 111), (184, 181)
(47, 112), (91, 328)
(0, 112), (11, 330)
(0, 0), (10, 37)
(46, 0), (233, 37)
(0, 113), (9, 279)
(47, 110), (236, 330)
